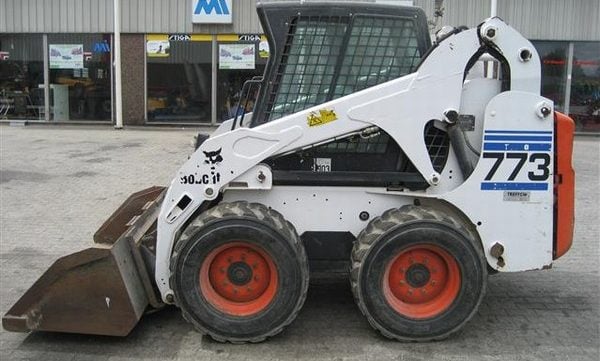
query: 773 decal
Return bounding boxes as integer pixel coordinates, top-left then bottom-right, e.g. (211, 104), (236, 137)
(483, 152), (550, 181)
(480, 130), (553, 191)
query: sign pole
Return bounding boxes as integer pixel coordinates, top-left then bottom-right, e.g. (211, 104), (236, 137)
(113, 0), (123, 129)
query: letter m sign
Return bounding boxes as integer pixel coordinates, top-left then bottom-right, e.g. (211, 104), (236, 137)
(192, 0), (232, 24)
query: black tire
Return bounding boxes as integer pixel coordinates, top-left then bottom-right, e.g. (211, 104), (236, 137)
(170, 201), (309, 343)
(350, 205), (487, 341)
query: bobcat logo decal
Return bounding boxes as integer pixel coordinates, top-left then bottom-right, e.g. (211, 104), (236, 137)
(180, 148), (223, 185)
(203, 148), (223, 165)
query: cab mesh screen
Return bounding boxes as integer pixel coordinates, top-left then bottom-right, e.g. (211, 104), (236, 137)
(265, 15), (422, 122)
(333, 16), (420, 98)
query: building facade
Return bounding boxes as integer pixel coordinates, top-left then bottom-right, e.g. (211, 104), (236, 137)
(0, 0), (598, 131)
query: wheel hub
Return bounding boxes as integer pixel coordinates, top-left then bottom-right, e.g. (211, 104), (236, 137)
(383, 244), (461, 320)
(201, 242), (278, 314)
(227, 262), (253, 286)
(405, 264), (430, 288)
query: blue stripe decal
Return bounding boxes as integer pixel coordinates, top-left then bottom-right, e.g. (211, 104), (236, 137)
(483, 143), (552, 151)
(480, 182), (549, 191)
(485, 130), (553, 134)
(484, 135), (553, 141)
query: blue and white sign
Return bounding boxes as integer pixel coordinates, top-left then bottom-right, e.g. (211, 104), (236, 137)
(479, 130), (553, 192)
(93, 41), (111, 53)
(192, 0), (232, 24)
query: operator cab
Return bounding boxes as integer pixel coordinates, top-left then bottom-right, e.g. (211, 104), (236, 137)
(233, 2), (448, 190)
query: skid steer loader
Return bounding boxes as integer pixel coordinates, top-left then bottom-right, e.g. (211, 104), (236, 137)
(3, 1), (575, 342)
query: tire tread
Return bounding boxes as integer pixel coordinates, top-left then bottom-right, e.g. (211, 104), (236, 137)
(350, 205), (486, 342)
(170, 201), (309, 343)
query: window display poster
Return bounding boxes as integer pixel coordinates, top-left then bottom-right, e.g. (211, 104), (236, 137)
(49, 44), (84, 69)
(219, 44), (255, 69)
(259, 40), (269, 58)
(147, 40), (170, 57)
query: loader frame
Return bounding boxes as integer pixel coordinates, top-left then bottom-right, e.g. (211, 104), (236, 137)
(154, 13), (556, 303)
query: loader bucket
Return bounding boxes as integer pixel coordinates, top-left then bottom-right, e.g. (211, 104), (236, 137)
(2, 186), (165, 336)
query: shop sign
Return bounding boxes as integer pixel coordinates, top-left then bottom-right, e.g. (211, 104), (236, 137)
(0, 51), (9, 60)
(169, 34), (192, 41)
(238, 34), (261, 42)
(93, 41), (110, 53)
(192, 0), (232, 24)
(147, 40), (170, 57)
(84, 52), (93, 61)
(219, 44), (255, 70)
(49, 44), (84, 69)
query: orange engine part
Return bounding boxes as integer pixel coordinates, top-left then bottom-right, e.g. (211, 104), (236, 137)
(553, 112), (575, 260)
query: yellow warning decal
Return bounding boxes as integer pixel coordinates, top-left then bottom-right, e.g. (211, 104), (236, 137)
(307, 109), (338, 127)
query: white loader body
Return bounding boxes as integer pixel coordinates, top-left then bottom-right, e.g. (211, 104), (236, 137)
(155, 18), (555, 301)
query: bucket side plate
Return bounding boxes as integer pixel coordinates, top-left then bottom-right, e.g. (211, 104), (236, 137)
(2, 238), (147, 336)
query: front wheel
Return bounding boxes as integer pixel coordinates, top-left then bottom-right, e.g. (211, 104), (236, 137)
(170, 201), (309, 343)
(351, 205), (487, 341)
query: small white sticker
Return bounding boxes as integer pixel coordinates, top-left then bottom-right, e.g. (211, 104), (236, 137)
(503, 191), (530, 201)
(105, 297), (111, 308)
(312, 158), (331, 172)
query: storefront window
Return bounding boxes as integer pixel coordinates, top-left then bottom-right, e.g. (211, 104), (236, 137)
(0, 34), (45, 120)
(570, 42), (600, 132)
(47, 34), (112, 121)
(146, 37), (212, 123)
(217, 36), (267, 122)
(532, 41), (569, 112)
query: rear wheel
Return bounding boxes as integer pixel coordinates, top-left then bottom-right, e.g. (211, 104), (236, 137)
(170, 201), (309, 343)
(350, 205), (486, 341)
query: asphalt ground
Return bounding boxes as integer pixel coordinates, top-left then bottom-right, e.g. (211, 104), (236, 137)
(0, 125), (598, 361)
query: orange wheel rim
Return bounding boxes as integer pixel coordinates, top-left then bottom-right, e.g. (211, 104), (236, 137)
(199, 242), (278, 316)
(382, 244), (461, 320)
